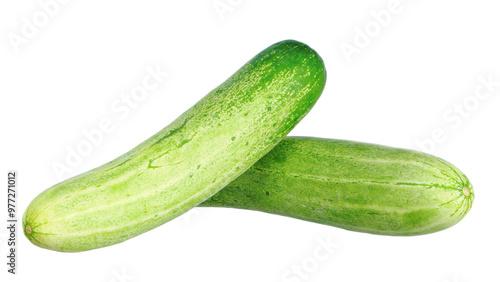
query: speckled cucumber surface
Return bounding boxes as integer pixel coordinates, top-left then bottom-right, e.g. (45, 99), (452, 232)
(23, 40), (327, 252)
(200, 137), (474, 235)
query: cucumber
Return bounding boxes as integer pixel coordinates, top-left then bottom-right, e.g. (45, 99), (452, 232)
(200, 137), (474, 235)
(23, 40), (327, 252)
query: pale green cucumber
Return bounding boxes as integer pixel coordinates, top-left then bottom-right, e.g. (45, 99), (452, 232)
(200, 137), (474, 235)
(23, 40), (327, 252)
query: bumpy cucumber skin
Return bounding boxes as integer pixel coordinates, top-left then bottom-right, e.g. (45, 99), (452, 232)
(200, 137), (474, 236)
(23, 40), (327, 252)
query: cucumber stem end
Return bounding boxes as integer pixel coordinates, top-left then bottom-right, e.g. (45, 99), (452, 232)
(462, 187), (471, 197)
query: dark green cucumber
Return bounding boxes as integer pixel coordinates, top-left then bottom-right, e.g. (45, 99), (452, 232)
(23, 40), (326, 252)
(200, 137), (474, 235)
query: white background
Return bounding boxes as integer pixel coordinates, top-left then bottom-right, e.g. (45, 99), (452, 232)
(1, 1), (499, 281)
